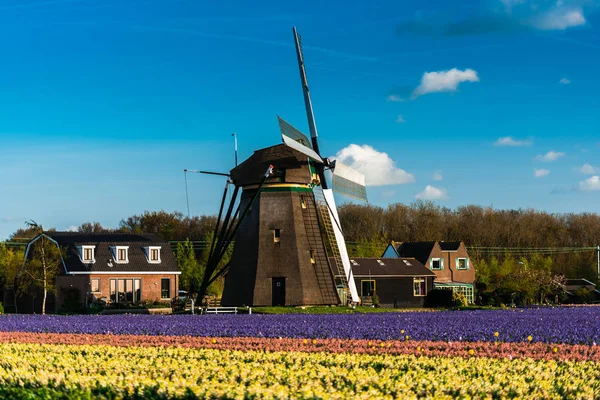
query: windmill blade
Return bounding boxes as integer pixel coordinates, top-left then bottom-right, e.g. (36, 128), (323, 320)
(278, 116), (313, 149)
(331, 161), (368, 202)
(322, 189), (360, 303)
(282, 133), (324, 164)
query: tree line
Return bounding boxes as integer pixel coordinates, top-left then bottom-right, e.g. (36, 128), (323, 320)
(2, 203), (599, 310)
(338, 201), (600, 282)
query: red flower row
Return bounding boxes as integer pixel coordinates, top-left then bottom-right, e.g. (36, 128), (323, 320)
(1, 332), (597, 361)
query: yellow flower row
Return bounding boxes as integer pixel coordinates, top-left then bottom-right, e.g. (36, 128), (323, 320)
(0, 343), (599, 399)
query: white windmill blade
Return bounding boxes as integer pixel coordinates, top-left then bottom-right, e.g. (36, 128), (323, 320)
(331, 161), (368, 202)
(282, 133), (323, 164)
(278, 116), (313, 149)
(322, 189), (360, 303)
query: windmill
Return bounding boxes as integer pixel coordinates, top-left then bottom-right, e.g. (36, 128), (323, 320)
(200, 27), (367, 307)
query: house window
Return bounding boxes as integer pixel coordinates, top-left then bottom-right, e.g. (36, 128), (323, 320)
(81, 246), (95, 263)
(110, 278), (141, 303)
(361, 280), (375, 297)
(414, 278), (426, 296)
(145, 246), (162, 263)
(111, 246), (129, 264)
(273, 229), (281, 243)
(161, 278), (171, 299)
(456, 258), (469, 270)
(90, 278), (100, 293)
(430, 258), (443, 270)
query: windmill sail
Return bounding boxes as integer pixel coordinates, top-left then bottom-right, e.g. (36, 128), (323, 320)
(321, 189), (360, 303)
(282, 133), (323, 163)
(331, 161), (368, 202)
(278, 116), (312, 148)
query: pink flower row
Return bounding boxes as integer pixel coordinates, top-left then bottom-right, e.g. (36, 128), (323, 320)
(1, 332), (597, 362)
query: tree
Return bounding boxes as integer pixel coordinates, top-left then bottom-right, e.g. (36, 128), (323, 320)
(0, 244), (24, 312)
(19, 221), (64, 315)
(118, 210), (217, 241)
(175, 239), (203, 295)
(77, 222), (108, 233)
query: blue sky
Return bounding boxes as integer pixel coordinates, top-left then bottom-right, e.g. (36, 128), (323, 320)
(1, 0), (599, 239)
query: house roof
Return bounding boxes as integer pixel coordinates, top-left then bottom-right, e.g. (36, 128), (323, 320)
(331, 257), (435, 277)
(395, 242), (438, 265)
(46, 232), (180, 273)
(439, 241), (462, 251)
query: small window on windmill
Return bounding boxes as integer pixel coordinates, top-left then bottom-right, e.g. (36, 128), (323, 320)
(300, 196), (307, 209)
(377, 260), (385, 266)
(273, 229), (281, 243)
(403, 260), (412, 266)
(350, 259), (359, 266)
(309, 250), (315, 264)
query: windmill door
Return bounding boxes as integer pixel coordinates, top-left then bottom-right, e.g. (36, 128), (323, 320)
(272, 277), (286, 306)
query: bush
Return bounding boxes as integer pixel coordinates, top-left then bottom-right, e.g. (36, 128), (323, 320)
(59, 287), (85, 314)
(452, 292), (468, 307)
(372, 293), (380, 308)
(424, 289), (454, 308)
(0, 302), (3, 315)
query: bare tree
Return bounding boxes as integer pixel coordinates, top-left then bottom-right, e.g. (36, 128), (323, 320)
(20, 221), (64, 315)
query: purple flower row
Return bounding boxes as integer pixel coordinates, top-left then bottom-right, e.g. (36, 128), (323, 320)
(0, 307), (598, 344)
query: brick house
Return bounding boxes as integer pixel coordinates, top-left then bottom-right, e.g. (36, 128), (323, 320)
(22, 232), (180, 313)
(382, 241), (475, 303)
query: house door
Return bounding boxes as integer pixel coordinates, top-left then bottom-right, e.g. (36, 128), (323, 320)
(272, 278), (286, 306)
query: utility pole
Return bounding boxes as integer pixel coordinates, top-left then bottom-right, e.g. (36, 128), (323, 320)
(597, 245), (600, 284)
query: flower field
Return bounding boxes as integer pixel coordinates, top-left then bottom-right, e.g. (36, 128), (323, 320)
(1, 307), (599, 398)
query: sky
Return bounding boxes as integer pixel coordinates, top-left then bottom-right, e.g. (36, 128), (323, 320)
(0, 0), (599, 239)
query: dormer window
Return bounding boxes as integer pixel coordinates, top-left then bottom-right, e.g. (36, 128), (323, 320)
(144, 246), (162, 264)
(111, 246), (129, 264)
(79, 245), (96, 263)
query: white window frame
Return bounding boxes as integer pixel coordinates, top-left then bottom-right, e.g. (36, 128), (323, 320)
(456, 258), (469, 270)
(111, 246), (129, 264)
(413, 277), (426, 296)
(430, 258), (443, 270)
(146, 246), (162, 264)
(79, 245), (96, 264)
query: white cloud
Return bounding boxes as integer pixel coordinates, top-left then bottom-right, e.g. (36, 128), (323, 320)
(433, 171), (443, 181)
(334, 144), (415, 186)
(386, 94), (404, 102)
(579, 176), (600, 191)
(536, 151), (565, 162)
(412, 68), (479, 98)
(66, 225), (78, 232)
(494, 136), (533, 147)
(580, 164), (599, 175)
(415, 185), (448, 201)
(559, 77), (571, 84)
(531, 7), (586, 30)
(534, 168), (550, 178)
(396, 115), (405, 123)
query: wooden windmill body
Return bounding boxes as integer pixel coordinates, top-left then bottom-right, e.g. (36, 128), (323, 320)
(221, 145), (339, 306)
